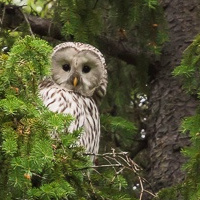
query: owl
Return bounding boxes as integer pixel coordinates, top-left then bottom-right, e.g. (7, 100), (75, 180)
(39, 42), (107, 161)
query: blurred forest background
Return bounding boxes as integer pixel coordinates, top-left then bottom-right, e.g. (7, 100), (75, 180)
(1, 0), (200, 199)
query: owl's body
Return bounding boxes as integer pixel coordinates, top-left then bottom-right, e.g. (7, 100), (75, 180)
(39, 42), (107, 157)
(39, 78), (100, 154)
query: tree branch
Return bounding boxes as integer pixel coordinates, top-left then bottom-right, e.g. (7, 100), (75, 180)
(0, 3), (153, 66)
(96, 35), (147, 65)
(0, 3), (63, 39)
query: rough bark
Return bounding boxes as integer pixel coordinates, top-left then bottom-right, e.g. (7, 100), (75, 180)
(147, 0), (200, 193)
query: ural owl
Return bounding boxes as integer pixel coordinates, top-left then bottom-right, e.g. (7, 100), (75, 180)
(39, 42), (107, 160)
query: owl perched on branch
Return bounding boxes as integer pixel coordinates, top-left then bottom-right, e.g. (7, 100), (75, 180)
(39, 42), (107, 160)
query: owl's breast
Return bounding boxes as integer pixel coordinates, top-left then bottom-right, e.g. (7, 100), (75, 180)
(39, 81), (100, 154)
(39, 83), (84, 118)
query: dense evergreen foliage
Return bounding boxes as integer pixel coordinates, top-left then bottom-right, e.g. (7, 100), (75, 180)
(0, 36), (140, 199)
(2, 0), (200, 199)
(172, 34), (200, 200)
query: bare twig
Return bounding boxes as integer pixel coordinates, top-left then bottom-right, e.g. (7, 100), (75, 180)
(20, 10), (35, 37)
(32, 172), (46, 179)
(80, 163), (123, 170)
(83, 149), (157, 200)
(0, 5), (6, 25)
(84, 151), (129, 157)
(139, 176), (144, 200)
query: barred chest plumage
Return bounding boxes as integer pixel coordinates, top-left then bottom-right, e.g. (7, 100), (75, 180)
(39, 79), (100, 155)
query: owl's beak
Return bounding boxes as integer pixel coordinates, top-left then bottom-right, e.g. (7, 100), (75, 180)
(73, 77), (79, 87)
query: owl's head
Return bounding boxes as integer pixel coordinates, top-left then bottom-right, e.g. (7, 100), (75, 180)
(51, 42), (107, 104)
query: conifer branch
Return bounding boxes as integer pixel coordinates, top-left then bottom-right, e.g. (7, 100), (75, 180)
(0, 3), (152, 66)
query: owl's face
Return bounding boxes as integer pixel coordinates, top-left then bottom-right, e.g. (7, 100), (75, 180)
(51, 42), (107, 97)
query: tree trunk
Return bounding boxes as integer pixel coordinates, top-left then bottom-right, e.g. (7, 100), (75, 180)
(147, 0), (200, 193)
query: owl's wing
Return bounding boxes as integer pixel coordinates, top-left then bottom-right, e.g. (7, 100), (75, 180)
(76, 97), (100, 155)
(93, 70), (108, 106)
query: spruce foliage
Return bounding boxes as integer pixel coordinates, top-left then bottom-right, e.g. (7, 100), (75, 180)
(173, 34), (200, 95)
(0, 36), (86, 199)
(0, 36), (140, 199)
(156, 34), (200, 199)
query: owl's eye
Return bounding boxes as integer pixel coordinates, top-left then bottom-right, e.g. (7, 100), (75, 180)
(62, 64), (71, 72)
(82, 65), (91, 73)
